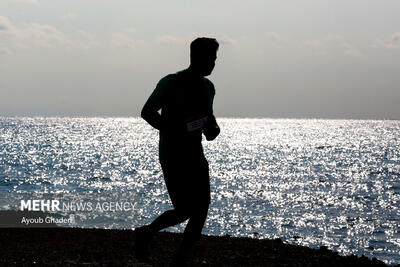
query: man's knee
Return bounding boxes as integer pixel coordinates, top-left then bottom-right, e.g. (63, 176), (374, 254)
(197, 201), (209, 219)
(175, 200), (209, 218)
(174, 207), (191, 221)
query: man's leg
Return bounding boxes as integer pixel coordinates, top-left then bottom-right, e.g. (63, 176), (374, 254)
(170, 199), (209, 267)
(180, 202), (209, 252)
(138, 158), (190, 236)
(172, 160), (211, 265)
(147, 208), (189, 234)
(133, 209), (189, 260)
(134, 171), (190, 261)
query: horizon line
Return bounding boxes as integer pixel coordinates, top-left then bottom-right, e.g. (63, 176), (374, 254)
(0, 115), (398, 121)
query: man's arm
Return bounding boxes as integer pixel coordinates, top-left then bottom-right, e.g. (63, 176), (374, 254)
(141, 75), (171, 131)
(203, 81), (220, 141)
(141, 100), (163, 130)
(204, 114), (220, 141)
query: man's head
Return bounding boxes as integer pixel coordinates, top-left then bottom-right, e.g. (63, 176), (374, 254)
(190, 37), (219, 77)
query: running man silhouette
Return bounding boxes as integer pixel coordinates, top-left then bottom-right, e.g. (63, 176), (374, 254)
(134, 37), (220, 266)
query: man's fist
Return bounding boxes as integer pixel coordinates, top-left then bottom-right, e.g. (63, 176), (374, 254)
(203, 115), (220, 141)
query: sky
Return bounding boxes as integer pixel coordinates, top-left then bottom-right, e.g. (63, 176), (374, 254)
(1, 0), (399, 119)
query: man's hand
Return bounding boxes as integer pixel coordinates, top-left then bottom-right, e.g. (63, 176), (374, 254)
(203, 115), (220, 141)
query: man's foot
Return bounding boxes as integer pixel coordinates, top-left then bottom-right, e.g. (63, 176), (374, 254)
(133, 225), (153, 262)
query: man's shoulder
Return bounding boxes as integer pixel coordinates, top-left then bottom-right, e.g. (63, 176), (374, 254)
(158, 73), (178, 86)
(202, 77), (214, 86)
(202, 77), (215, 95)
(159, 70), (192, 87)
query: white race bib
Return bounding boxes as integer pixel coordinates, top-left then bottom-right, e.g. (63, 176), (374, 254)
(186, 116), (208, 132)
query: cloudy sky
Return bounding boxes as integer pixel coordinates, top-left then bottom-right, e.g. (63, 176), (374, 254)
(1, 0), (399, 119)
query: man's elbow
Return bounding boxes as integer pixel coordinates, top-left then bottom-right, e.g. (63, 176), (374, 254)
(141, 105), (158, 127)
(141, 104), (151, 121)
(140, 107), (147, 120)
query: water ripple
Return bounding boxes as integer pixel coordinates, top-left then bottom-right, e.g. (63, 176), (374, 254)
(0, 117), (399, 265)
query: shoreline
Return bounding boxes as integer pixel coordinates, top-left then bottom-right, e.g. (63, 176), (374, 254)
(0, 227), (395, 266)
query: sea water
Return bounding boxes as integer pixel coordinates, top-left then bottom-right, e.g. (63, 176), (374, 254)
(0, 117), (399, 265)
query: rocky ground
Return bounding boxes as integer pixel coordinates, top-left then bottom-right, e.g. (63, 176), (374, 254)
(0, 227), (395, 266)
